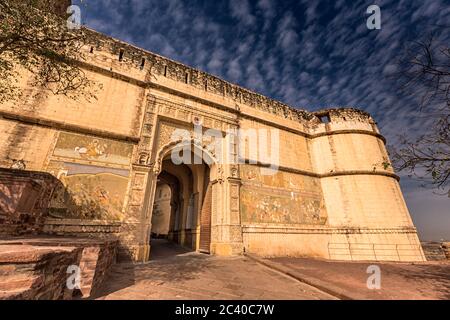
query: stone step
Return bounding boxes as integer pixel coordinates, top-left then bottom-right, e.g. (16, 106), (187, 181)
(0, 274), (41, 292)
(0, 288), (30, 300)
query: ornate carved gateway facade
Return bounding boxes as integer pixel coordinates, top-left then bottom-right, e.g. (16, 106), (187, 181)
(0, 29), (425, 262)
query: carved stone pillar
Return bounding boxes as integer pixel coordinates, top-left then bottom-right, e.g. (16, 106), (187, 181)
(210, 164), (244, 256)
(118, 95), (157, 262)
(118, 165), (154, 262)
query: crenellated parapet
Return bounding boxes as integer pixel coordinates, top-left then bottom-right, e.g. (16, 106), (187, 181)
(82, 28), (316, 123)
(314, 107), (372, 123)
(309, 107), (381, 138)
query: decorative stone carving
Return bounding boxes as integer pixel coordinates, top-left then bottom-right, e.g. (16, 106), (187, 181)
(230, 166), (239, 178)
(84, 29), (317, 123)
(138, 152), (149, 165)
(10, 160), (26, 170)
(152, 159), (162, 175)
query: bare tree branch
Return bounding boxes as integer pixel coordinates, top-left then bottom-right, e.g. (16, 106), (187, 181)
(390, 31), (450, 196)
(0, 0), (99, 103)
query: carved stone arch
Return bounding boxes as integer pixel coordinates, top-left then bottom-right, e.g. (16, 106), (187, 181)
(144, 137), (221, 256)
(152, 138), (219, 176)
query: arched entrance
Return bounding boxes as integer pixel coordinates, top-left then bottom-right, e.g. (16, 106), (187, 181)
(148, 141), (216, 258)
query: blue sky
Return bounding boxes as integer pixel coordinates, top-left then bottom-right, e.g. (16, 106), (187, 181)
(73, 0), (450, 240)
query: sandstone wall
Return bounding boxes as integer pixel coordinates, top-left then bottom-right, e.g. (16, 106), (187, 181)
(0, 169), (65, 237)
(0, 244), (83, 300)
(241, 110), (424, 261)
(0, 29), (426, 262)
(0, 237), (117, 300)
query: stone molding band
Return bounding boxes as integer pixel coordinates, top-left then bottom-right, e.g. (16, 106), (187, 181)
(244, 159), (400, 181)
(312, 129), (386, 144)
(242, 225), (418, 234)
(0, 110), (140, 143)
(77, 59), (387, 144)
(321, 170), (399, 181)
(1, 108), (386, 150)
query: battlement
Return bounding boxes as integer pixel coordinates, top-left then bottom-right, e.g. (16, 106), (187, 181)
(82, 28), (374, 126)
(313, 108), (373, 123)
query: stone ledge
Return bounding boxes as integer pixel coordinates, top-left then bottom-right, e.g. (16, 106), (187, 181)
(0, 244), (83, 300)
(241, 225), (419, 234)
(0, 244), (78, 264)
(42, 218), (121, 236)
(0, 237), (118, 299)
(44, 218), (122, 226)
(242, 160), (398, 181)
(0, 110), (140, 144)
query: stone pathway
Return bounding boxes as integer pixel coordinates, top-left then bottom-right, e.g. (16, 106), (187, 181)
(257, 256), (450, 300)
(95, 240), (335, 300)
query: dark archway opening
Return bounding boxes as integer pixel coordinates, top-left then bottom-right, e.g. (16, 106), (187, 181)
(149, 155), (211, 259)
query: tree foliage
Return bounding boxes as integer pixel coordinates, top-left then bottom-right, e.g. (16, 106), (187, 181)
(391, 32), (450, 196)
(0, 0), (98, 103)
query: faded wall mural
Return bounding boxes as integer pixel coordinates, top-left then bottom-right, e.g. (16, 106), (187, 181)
(45, 132), (134, 220)
(240, 165), (327, 225)
(53, 132), (132, 166)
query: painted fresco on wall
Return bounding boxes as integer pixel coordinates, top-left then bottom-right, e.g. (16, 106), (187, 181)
(53, 132), (133, 166)
(45, 132), (134, 221)
(240, 165), (327, 225)
(47, 161), (129, 220)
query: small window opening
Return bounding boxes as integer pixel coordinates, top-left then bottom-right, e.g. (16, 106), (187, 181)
(185, 73), (189, 84)
(140, 57), (146, 69)
(164, 65), (168, 76)
(119, 49), (124, 62)
(205, 80), (208, 91)
(89, 46), (94, 54)
(319, 114), (331, 123)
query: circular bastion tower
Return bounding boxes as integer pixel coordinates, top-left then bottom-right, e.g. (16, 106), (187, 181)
(307, 108), (426, 261)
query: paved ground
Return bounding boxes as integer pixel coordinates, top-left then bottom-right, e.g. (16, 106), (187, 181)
(95, 240), (335, 300)
(259, 256), (450, 300)
(95, 240), (450, 300)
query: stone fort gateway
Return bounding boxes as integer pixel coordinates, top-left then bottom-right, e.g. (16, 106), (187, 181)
(0, 12), (426, 263)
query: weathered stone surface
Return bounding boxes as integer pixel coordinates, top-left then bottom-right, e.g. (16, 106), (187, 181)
(0, 244), (83, 300)
(42, 218), (121, 238)
(443, 242), (450, 260)
(0, 21), (426, 263)
(95, 240), (335, 300)
(0, 169), (63, 237)
(422, 241), (448, 261)
(0, 237), (118, 299)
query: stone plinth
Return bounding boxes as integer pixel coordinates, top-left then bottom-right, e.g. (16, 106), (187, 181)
(0, 244), (83, 300)
(0, 237), (118, 299)
(0, 169), (64, 237)
(42, 218), (121, 239)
